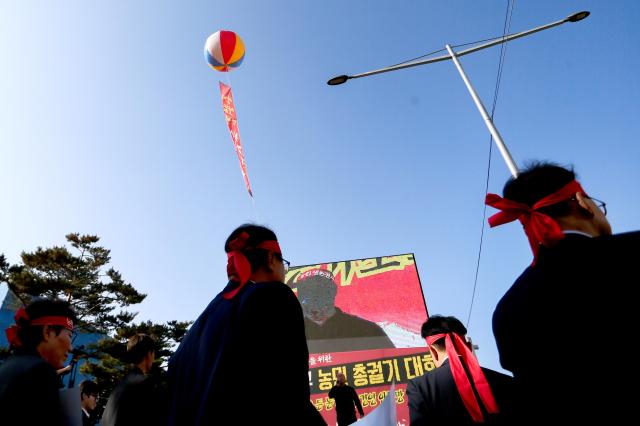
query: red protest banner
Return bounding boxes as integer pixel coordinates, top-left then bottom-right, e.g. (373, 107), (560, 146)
(219, 81), (252, 197)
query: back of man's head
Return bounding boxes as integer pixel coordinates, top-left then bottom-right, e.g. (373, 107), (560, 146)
(421, 315), (467, 350)
(127, 333), (155, 365)
(503, 161), (576, 217)
(225, 224), (279, 273)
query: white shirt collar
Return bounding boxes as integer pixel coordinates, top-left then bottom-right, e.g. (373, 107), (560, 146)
(563, 230), (594, 238)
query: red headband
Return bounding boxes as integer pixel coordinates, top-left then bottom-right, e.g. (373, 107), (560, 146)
(224, 232), (282, 300)
(4, 307), (74, 348)
(31, 316), (74, 329)
(485, 180), (585, 263)
(426, 333), (499, 422)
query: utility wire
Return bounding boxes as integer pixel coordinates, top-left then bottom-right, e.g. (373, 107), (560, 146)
(389, 31), (521, 69)
(466, 0), (516, 329)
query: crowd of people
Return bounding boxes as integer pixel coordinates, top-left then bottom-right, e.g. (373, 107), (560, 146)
(0, 161), (637, 425)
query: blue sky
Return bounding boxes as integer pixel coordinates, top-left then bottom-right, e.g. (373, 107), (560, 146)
(1, 0), (639, 373)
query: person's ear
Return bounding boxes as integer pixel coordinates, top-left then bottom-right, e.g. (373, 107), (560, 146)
(428, 346), (439, 362)
(42, 325), (54, 342)
(267, 251), (278, 272)
(575, 192), (596, 217)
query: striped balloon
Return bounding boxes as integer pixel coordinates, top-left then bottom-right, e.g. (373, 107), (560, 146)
(204, 30), (245, 72)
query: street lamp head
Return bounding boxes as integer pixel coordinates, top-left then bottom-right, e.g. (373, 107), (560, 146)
(327, 75), (349, 86)
(566, 11), (590, 22)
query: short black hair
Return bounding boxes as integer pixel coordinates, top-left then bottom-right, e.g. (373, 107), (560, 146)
(225, 224), (279, 272)
(126, 333), (155, 364)
(16, 299), (77, 350)
(503, 161), (577, 218)
(80, 380), (98, 397)
(421, 315), (467, 349)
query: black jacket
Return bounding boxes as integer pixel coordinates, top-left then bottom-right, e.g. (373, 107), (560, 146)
(0, 350), (64, 426)
(407, 358), (513, 426)
(101, 367), (166, 426)
(329, 383), (364, 425)
(305, 307), (395, 353)
(167, 280), (326, 425)
(493, 231), (640, 424)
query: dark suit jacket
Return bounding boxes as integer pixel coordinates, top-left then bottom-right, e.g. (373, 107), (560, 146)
(493, 231), (640, 424)
(305, 307), (395, 353)
(407, 359), (513, 426)
(167, 281), (326, 425)
(101, 367), (166, 426)
(328, 383), (364, 424)
(82, 409), (95, 426)
(0, 351), (64, 426)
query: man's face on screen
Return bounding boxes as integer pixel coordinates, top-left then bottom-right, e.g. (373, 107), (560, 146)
(298, 277), (337, 325)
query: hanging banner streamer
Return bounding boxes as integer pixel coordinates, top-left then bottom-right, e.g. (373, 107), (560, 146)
(219, 81), (253, 197)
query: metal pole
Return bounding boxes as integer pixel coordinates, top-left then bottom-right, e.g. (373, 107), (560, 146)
(445, 44), (519, 177)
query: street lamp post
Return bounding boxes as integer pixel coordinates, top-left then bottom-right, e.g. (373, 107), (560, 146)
(328, 11), (590, 177)
(445, 44), (518, 177)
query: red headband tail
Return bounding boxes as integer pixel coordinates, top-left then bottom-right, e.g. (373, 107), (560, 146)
(426, 333), (499, 422)
(5, 326), (21, 348)
(486, 180), (585, 263)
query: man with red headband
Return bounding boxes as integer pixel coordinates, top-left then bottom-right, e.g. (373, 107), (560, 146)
(166, 224), (326, 425)
(0, 298), (77, 426)
(406, 315), (513, 425)
(486, 162), (639, 423)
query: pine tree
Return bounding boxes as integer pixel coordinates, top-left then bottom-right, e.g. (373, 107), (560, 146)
(1, 234), (191, 404)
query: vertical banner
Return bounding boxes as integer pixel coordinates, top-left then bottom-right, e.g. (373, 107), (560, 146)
(219, 81), (253, 197)
(286, 254), (431, 425)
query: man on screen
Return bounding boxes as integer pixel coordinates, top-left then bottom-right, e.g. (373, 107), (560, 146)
(295, 269), (395, 353)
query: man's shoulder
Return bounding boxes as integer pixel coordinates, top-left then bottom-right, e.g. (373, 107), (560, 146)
(407, 367), (443, 391)
(600, 230), (640, 241)
(111, 371), (146, 395)
(407, 375), (424, 392)
(0, 353), (54, 383)
(250, 280), (294, 294)
(243, 281), (296, 302)
(593, 231), (640, 252)
(0, 354), (58, 406)
(549, 230), (640, 261)
(331, 309), (383, 331)
(240, 281), (300, 315)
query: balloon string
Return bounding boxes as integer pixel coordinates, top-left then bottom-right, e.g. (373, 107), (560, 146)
(251, 194), (260, 222)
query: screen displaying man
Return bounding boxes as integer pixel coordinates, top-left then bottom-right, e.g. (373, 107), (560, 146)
(295, 269), (395, 353)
